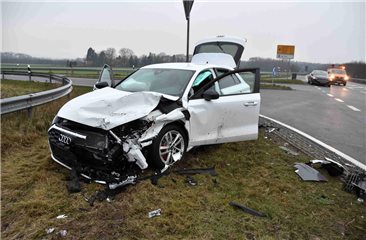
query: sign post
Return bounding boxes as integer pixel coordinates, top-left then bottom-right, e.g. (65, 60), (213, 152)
(277, 45), (295, 79)
(183, 0), (194, 62)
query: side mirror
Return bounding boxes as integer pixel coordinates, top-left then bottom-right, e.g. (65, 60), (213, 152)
(94, 81), (109, 89)
(202, 89), (219, 101)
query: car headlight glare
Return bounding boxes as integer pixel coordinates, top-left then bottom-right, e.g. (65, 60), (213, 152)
(345, 76), (349, 80)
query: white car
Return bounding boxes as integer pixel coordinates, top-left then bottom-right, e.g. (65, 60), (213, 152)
(48, 36), (261, 187)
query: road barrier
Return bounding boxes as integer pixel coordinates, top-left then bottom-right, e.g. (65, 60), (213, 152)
(260, 115), (366, 171)
(350, 77), (366, 85)
(0, 71), (73, 116)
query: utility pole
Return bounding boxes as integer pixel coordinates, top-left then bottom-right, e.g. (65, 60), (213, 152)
(183, 0), (194, 62)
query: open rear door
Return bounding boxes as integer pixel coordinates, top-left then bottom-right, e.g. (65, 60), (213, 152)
(192, 35), (246, 69)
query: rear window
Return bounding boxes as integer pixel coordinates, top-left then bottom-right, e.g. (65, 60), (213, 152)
(194, 42), (243, 62)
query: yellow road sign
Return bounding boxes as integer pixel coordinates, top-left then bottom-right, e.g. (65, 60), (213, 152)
(277, 45), (295, 55)
(277, 45), (295, 59)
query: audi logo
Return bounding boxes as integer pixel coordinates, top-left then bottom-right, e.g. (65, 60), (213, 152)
(58, 134), (71, 145)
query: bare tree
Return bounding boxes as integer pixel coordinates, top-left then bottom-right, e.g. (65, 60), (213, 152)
(119, 48), (134, 58)
(105, 48), (116, 65)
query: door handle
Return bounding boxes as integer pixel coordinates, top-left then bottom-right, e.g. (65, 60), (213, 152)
(244, 101), (258, 107)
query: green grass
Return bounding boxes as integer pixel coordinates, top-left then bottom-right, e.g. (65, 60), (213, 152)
(260, 84), (292, 90)
(0, 79), (61, 99)
(261, 78), (305, 85)
(1, 87), (365, 239)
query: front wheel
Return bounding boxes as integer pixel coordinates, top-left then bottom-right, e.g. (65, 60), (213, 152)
(343, 82), (347, 86)
(149, 124), (187, 171)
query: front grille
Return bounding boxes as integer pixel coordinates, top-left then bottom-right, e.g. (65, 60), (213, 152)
(48, 126), (109, 169)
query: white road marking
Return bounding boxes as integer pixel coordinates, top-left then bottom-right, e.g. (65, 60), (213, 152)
(360, 91), (366, 94)
(327, 94), (334, 97)
(342, 88), (348, 91)
(347, 105), (361, 112)
(348, 86), (365, 89)
(335, 98), (344, 102)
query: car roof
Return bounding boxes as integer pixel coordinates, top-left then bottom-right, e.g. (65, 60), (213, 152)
(141, 62), (233, 71)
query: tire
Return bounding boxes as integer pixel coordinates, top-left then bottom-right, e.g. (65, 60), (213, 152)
(343, 82), (347, 86)
(149, 124), (187, 171)
(327, 84), (331, 87)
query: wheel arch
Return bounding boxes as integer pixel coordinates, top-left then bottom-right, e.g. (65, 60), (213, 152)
(164, 120), (189, 144)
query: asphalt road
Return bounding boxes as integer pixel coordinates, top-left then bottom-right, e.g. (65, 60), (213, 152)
(3, 74), (366, 164)
(261, 80), (366, 164)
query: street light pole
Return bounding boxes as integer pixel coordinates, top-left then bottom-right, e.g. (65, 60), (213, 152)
(183, 0), (194, 62)
(186, 16), (190, 62)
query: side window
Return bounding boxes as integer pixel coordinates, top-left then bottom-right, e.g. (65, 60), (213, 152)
(216, 68), (229, 77)
(190, 70), (214, 95)
(237, 72), (256, 93)
(218, 73), (252, 95)
(190, 69), (259, 99)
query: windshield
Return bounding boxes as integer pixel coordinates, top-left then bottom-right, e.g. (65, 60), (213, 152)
(115, 68), (195, 96)
(329, 69), (346, 75)
(314, 71), (328, 76)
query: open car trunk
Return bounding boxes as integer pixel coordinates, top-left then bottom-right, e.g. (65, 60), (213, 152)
(192, 35), (246, 69)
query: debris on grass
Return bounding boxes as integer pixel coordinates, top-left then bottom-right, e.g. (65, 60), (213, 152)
(83, 190), (109, 207)
(46, 228), (55, 234)
(56, 214), (67, 219)
(186, 175), (197, 186)
(66, 169), (81, 193)
(175, 166), (218, 176)
(279, 146), (299, 156)
(229, 201), (267, 217)
(59, 230), (67, 237)
(212, 178), (219, 187)
(138, 166), (218, 187)
(148, 209), (161, 218)
(308, 158), (345, 176)
(294, 163), (327, 182)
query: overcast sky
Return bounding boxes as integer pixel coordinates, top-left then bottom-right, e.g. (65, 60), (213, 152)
(1, 0), (365, 63)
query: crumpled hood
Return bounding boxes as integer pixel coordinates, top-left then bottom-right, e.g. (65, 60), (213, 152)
(57, 87), (178, 130)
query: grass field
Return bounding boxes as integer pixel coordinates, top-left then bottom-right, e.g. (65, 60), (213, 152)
(0, 79), (61, 99)
(261, 78), (305, 85)
(260, 84), (292, 90)
(1, 86), (365, 239)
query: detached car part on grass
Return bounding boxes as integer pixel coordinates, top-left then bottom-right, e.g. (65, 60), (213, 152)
(48, 35), (261, 186)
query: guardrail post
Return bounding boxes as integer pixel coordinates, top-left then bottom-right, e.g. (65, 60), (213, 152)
(27, 107), (33, 118)
(49, 75), (52, 83)
(2, 72), (4, 80)
(62, 77), (65, 85)
(28, 72), (32, 81)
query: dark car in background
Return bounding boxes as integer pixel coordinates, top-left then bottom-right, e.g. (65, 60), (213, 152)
(307, 70), (331, 87)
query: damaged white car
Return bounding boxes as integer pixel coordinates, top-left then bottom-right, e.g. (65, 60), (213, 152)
(48, 36), (261, 187)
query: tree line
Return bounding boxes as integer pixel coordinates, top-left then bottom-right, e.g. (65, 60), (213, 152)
(85, 47), (186, 68)
(2, 51), (365, 78)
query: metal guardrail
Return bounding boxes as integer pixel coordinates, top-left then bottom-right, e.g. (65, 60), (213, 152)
(0, 71), (73, 115)
(1, 67), (133, 75)
(350, 77), (366, 85)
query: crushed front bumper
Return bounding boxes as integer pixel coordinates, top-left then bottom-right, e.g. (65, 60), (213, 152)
(48, 124), (138, 185)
